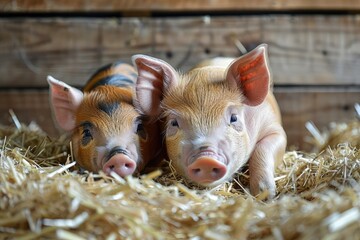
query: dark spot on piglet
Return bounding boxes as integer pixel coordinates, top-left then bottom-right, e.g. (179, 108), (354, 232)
(98, 101), (119, 116)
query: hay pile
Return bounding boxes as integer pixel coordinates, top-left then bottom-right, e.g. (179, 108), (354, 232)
(0, 118), (359, 239)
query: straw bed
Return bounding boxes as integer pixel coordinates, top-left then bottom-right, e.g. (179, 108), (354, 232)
(0, 118), (359, 239)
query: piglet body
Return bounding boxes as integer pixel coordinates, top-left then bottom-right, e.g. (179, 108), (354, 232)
(133, 44), (286, 197)
(48, 62), (161, 177)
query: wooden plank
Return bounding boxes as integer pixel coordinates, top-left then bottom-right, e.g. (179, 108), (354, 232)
(0, 18), (153, 88)
(1, 88), (359, 151)
(275, 87), (360, 150)
(1, 16), (360, 88)
(0, 90), (59, 137)
(1, 0), (360, 12)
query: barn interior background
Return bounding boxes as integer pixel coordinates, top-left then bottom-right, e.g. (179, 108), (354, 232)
(0, 0), (359, 150)
(1, 1), (360, 239)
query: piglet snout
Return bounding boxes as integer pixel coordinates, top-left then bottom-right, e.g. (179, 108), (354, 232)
(103, 149), (137, 177)
(187, 157), (227, 184)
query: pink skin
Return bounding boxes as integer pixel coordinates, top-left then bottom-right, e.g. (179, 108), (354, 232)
(103, 154), (137, 177)
(187, 157), (227, 184)
(47, 75), (146, 177)
(186, 146), (228, 184)
(96, 140), (140, 177)
(165, 107), (249, 187)
(133, 44), (287, 197)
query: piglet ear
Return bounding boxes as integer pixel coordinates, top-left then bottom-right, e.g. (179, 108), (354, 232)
(225, 44), (271, 106)
(132, 54), (178, 116)
(47, 75), (84, 131)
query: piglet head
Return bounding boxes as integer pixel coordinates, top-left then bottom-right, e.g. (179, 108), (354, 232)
(133, 44), (270, 187)
(47, 76), (152, 177)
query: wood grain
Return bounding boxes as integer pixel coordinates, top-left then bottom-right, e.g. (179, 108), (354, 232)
(1, 16), (360, 87)
(275, 87), (360, 150)
(1, 88), (359, 151)
(1, 0), (360, 12)
(0, 13), (359, 152)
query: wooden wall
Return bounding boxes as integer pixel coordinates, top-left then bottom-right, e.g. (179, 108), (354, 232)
(1, 1), (359, 150)
(2, 0), (360, 12)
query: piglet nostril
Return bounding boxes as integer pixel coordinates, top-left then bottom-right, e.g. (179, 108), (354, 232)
(212, 168), (220, 174)
(192, 168), (201, 175)
(187, 157), (227, 184)
(103, 154), (137, 177)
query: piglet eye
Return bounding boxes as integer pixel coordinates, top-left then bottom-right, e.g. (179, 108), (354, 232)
(137, 123), (144, 132)
(81, 128), (93, 146)
(171, 119), (179, 127)
(230, 114), (238, 123)
(136, 122), (147, 139)
(167, 118), (179, 136)
(135, 118), (147, 139)
(82, 129), (92, 138)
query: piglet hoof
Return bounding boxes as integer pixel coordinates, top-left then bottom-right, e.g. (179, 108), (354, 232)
(250, 179), (276, 200)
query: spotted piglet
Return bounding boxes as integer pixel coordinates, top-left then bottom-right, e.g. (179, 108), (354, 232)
(132, 44), (286, 197)
(48, 62), (162, 177)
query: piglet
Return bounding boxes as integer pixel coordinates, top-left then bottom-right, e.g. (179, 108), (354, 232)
(132, 44), (286, 197)
(48, 62), (162, 177)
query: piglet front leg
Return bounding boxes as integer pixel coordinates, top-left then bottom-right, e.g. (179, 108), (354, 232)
(249, 131), (286, 199)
